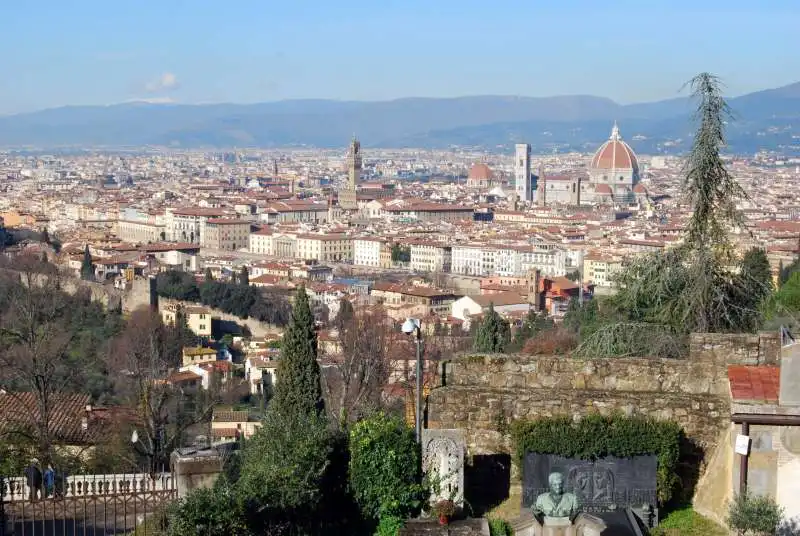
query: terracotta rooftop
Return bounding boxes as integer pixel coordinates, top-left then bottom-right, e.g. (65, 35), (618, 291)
(0, 392), (99, 445)
(728, 365), (780, 404)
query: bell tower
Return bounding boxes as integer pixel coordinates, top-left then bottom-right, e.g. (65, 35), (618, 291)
(347, 137), (361, 190)
(338, 136), (360, 212)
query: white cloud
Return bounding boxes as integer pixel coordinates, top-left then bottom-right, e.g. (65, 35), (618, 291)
(145, 72), (179, 92)
(122, 97), (176, 104)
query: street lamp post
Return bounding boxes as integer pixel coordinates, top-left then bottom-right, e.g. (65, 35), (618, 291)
(401, 318), (423, 443)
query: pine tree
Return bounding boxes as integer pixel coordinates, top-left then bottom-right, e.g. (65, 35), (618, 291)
(273, 286), (323, 417)
(204, 267), (214, 282)
(41, 228), (50, 245)
(80, 244), (95, 281)
(473, 303), (510, 353)
(239, 266), (249, 286)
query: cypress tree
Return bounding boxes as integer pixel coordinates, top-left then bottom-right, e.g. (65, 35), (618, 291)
(80, 244), (95, 281)
(473, 303), (510, 353)
(204, 267), (214, 282)
(239, 265), (249, 286)
(41, 228), (50, 245)
(273, 286), (323, 417)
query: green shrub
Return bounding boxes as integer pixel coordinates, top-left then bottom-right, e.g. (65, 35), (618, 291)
(237, 410), (332, 515)
(166, 484), (249, 536)
(510, 414), (682, 504)
(374, 515), (405, 536)
(488, 517), (514, 536)
(349, 412), (424, 521)
(728, 493), (784, 536)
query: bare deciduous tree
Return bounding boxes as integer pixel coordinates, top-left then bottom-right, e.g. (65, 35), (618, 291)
(321, 305), (397, 428)
(107, 307), (220, 474)
(0, 255), (74, 464)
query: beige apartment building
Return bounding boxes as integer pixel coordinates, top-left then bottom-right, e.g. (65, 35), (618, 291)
(410, 241), (452, 272)
(117, 220), (165, 244)
(181, 346), (218, 367)
(202, 218), (251, 251)
(211, 408), (262, 444)
(249, 228), (273, 254)
(296, 233), (353, 263)
(161, 304), (212, 338)
(167, 207), (227, 243)
(583, 253), (622, 288)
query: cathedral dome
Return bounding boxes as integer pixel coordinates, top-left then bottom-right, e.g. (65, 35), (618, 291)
(590, 123), (639, 173)
(468, 163), (493, 181)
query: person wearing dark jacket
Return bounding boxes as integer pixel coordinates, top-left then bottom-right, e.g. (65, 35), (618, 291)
(23, 460), (42, 502)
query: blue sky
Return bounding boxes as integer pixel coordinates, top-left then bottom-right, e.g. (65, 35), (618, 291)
(2, 0), (799, 114)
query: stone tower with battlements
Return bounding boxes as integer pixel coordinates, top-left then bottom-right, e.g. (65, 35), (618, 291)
(338, 137), (360, 211)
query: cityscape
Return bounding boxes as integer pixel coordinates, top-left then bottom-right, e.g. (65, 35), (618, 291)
(1, 2), (800, 536)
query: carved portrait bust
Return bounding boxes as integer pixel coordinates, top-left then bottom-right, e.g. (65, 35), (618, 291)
(532, 472), (581, 523)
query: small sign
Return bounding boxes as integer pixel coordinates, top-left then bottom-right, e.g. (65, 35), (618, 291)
(735, 434), (751, 455)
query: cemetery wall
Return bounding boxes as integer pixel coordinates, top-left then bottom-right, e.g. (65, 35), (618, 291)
(428, 332), (779, 456)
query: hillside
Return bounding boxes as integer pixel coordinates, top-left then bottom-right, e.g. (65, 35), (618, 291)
(1, 82), (799, 153)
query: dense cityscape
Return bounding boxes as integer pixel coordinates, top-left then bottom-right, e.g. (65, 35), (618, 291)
(2, 3), (800, 536)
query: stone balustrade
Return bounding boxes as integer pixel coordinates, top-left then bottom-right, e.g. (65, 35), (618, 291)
(1, 472), (174, 503)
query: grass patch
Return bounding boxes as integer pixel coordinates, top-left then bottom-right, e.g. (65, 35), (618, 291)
(651, 507), (726, 536)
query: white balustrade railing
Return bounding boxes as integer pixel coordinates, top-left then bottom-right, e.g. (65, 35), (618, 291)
(1, 472), (175, 503)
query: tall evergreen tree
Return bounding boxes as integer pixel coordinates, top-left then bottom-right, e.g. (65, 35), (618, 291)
(80, 244), (95, 281)
(273, 286), (323, 417)
(239, 266), (249, 286)
(740, 248), (773, 295)
(473, 303), (510, 353)
(204, 267), (214, 282)
(732, 248), (775, 332)
(589, 74), (758, 347)
(41, 228), (50, 245)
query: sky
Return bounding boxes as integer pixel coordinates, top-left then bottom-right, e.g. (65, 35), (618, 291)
(2, 0), (799, 114)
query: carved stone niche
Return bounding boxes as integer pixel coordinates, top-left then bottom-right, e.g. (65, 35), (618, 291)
(421, 429), (466, 508)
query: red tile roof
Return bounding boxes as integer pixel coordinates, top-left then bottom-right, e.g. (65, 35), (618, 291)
(728, 365), (780, 403)
(0, 392), (100, 444)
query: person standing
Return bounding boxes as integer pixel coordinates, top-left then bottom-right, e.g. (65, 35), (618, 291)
(43, 465), (55, 499)
(23, 460), (42, 502)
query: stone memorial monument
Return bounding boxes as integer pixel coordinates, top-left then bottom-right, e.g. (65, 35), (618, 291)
(421, 429), (466, 508)
(512, 453), (659, 535)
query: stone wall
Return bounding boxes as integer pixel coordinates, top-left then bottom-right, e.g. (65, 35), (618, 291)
(158, 297), (282, 338)
(427, 332), (780, 458)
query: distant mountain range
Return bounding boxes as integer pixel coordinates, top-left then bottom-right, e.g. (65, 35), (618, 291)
(2, 82), (800, 154)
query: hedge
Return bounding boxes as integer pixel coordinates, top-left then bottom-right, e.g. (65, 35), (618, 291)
(510, 414), (682, 504)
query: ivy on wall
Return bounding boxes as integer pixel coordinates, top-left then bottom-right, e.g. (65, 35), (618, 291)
(510, 414), (682, 504)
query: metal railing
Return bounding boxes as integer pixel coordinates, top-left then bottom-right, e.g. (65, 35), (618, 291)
(1, 473), (177, 536)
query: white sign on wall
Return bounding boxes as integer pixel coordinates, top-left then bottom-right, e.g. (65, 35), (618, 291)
(735, 434), (751, 456)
